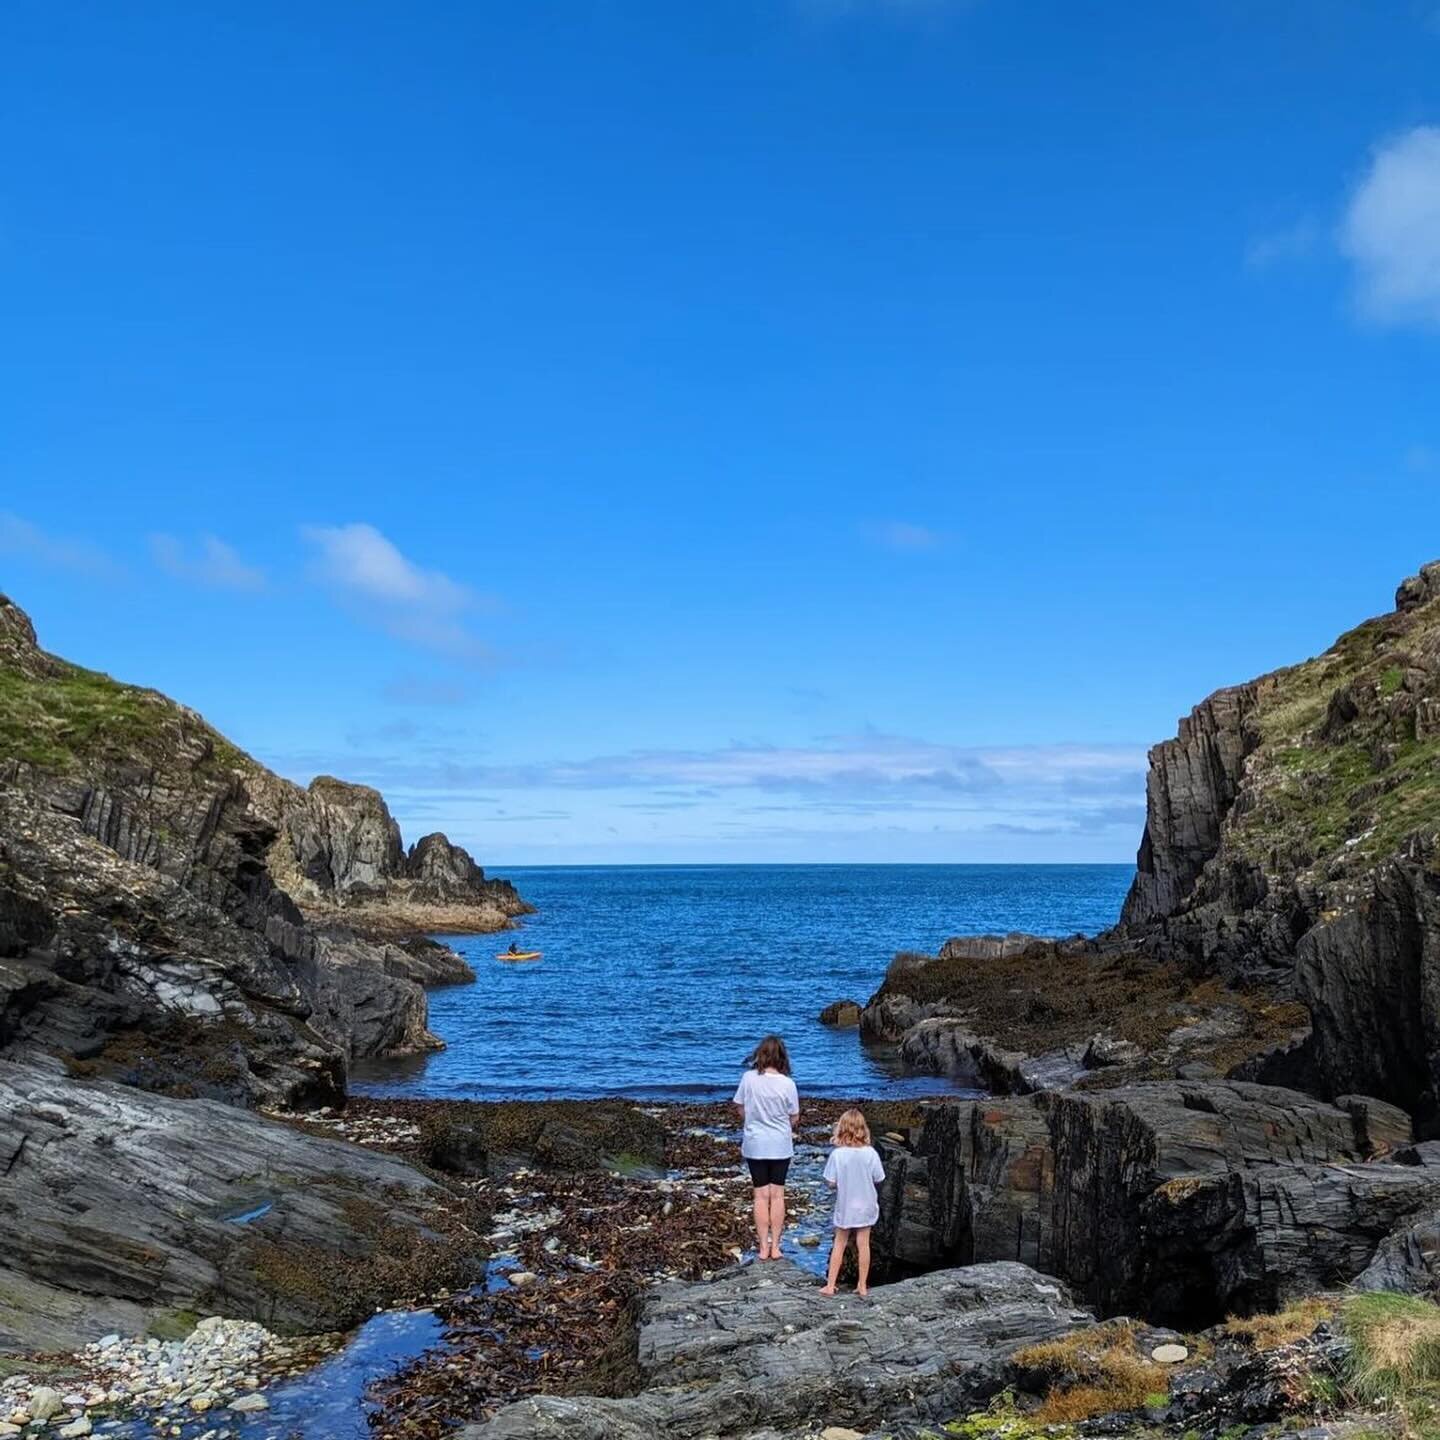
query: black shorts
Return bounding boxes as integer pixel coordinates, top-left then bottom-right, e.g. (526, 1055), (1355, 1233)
(746, 1157), (791, 1187)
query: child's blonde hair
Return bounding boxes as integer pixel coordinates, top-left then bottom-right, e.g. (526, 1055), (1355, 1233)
(833, 1108), (871, 1147)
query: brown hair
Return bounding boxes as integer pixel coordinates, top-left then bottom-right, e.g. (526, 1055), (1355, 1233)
(833, 1109), (871, 1147)
(744, 1034), (791, 1075)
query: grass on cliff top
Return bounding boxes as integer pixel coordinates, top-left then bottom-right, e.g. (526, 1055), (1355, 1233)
(1223, 586), (1440, 875)
(0, 658), (246, 774)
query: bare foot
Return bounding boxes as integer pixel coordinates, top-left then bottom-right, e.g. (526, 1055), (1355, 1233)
(856, 1286), (869, 1297)
(819, 1285), (836, 1296)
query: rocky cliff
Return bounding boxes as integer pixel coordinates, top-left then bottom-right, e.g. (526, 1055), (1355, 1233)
(0, 593), (528, 1107)
(858, 561), (1440, 1130)
(1118, 560), (1440, 1119)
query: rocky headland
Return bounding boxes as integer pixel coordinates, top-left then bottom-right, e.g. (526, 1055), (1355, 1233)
(0, 592), (530, 1363)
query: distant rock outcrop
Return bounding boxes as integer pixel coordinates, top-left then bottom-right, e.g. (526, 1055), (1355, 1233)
(255, 772), (530, 940)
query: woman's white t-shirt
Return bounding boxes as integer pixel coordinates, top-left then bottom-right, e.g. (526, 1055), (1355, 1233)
(823, 1144), (885, 1228)
(733, 1068), (799, 1159)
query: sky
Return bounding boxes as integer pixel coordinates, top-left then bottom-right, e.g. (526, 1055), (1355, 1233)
(3, 1), (1440, 866)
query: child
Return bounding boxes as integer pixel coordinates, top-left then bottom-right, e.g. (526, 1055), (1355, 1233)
(819, 1108), (885, 1297)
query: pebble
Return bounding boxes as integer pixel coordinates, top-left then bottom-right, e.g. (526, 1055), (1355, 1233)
(29, 1389), (65, 1421)
(798, 1234), (821, 1248)
(58, 1421), (92, 1439)
(822, 1429), (865, 1440)
(228, 1395), (269, 1413)
(0, 1424), (21, 1437)
(1152, 1342), (1189, 1363)
(507, 1271), (538, 1287)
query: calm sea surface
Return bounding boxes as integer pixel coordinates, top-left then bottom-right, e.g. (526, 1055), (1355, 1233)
(352, 863), (1134, 1102)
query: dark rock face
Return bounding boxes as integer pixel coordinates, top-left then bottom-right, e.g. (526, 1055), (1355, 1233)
(818, 998), (862, 1027)
(1121, 685), (1262, 932)
(1293, 858), (1440, 1122)
(460, 1260), (1093, 1439)
(873, 1080), (1440, 1326)
(0, 1060), (484, 1352)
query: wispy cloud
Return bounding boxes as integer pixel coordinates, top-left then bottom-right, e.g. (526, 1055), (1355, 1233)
(150, 533), (267, 591)
(863, 520), (945, 552)
(275, 731), (1144, 806)
(1341, 125), (1440, 328)
(1245, 217), (1319, 270)
(301, 522), (495, 664)
(382, 674), (474, 707)
(0, 512), (122, 578)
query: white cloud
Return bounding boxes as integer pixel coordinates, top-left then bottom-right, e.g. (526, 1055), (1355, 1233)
(150, 533), (266, 591)
(1341, 125), (1440, 327)
(0, 512), (121, 577)
(864, 520), (945, 552)
(301, 522), (493, 663)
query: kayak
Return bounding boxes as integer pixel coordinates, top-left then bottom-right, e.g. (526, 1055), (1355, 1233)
(496, 950), (543, 961)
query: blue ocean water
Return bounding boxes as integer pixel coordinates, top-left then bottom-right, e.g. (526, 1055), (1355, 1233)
(353, 863), (1134, 1102)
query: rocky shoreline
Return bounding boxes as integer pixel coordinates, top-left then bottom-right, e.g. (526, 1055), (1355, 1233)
(5, 567), (1440, 1440)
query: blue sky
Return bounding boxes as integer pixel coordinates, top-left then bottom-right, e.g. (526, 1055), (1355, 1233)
(3, 1), (1440, 865)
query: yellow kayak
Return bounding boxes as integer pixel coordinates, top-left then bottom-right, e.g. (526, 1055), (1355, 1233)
(496, 950), (543, 962)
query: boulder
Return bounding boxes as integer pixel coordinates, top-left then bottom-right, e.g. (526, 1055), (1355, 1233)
(818, 999), (862, 1028)
(458, 1260), (1093, 1439)
(0, 1060), (484, 1351)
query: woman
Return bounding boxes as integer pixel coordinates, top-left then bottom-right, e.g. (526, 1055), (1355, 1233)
(732, 1034), (800, 1261)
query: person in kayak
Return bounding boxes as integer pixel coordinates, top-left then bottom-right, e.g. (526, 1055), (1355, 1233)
(507, 940), (519, 955)
(732, 1034), (800, 1261)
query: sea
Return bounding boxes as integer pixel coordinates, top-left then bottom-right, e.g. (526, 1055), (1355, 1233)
(353, 863), (1134, 1102)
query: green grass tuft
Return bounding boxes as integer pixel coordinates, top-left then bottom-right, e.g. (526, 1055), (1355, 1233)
(1343, 1291), (1440, 1405)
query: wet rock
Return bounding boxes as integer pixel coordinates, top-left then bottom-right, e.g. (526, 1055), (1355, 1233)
(28, 1389), (63, 1420)
(0, 1060), (484, 1351)
(900, 1020), (1084, 1094)
(818, 1000), (862, 1027)
(459, 1260), (1093, 1438)
(421, 1100), (666, 1178)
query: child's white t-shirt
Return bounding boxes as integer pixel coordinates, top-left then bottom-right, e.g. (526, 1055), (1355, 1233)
(824, 1144), (885, 1228)
(733, 1068), (800, 1159)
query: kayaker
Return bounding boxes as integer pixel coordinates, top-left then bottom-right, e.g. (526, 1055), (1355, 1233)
(507, 940), (519, 955)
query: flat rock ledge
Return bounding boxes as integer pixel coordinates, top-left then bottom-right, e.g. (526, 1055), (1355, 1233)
(461, 1259), (1092, 1440)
